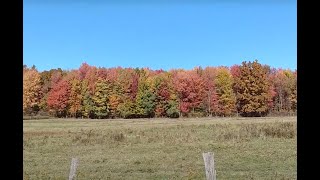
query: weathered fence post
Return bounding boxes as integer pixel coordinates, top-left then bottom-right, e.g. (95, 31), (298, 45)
(68, 158), (79, 180)
(202, 152), (216, 180)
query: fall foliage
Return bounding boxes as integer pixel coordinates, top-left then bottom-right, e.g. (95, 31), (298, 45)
(233, 61), (272, 117)
(23, 68), (42, 114)
(23, 60), (297, 118)
(215, 67), (236, 116)
(47, 79), (71, 117)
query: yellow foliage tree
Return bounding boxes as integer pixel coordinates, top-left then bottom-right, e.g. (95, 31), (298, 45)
(23, 68), (41, 114)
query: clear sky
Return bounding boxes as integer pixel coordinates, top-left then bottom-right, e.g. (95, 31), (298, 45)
(23, 1), (297, 72)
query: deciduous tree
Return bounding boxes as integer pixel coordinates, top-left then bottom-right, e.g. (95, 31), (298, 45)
(233, 60), (271, 117)
(47, 79), (71, 117)
(92, 78), (111, 118)
(215, 67), (236, 116)
(23, 68), (42, 115)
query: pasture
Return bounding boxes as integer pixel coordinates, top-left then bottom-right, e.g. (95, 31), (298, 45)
(23, 117), (297, 179)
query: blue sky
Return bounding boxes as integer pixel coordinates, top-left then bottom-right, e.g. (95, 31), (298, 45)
(23, 1), (296, 72)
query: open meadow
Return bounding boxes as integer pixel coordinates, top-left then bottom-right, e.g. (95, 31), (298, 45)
(23, 116), (296, 180)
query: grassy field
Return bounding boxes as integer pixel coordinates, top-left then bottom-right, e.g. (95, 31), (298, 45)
(23, 116), (297, 180)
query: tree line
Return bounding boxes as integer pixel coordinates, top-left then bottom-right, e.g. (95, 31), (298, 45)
(23, 60), (297, 119)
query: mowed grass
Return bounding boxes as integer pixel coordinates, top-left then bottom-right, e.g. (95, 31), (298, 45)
(23, 116), (296, 180)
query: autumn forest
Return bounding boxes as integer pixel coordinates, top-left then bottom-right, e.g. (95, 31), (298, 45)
(23, 60), (297, 119)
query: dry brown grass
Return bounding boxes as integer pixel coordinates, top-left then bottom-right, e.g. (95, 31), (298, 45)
(24, 116), (296, 179)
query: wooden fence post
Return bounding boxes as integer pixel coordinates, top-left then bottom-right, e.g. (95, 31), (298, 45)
(202, 152), (216, 180)
(68, 158), (79, 180)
